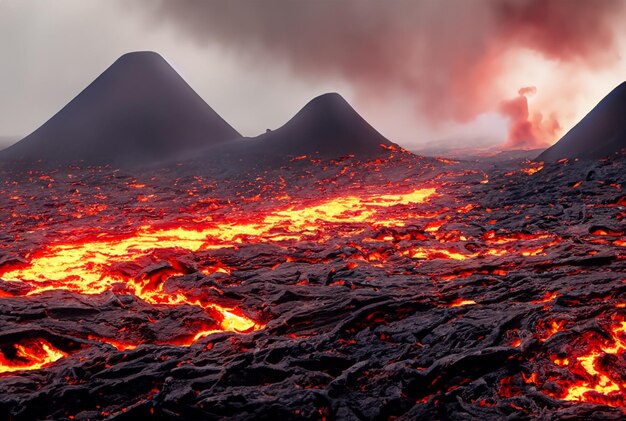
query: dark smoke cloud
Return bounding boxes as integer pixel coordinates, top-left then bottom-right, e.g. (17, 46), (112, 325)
(139, 0), (624, 149)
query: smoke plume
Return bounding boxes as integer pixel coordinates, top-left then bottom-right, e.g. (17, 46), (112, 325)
(138, 0), (624, 148)
(500, 87), (560, 149)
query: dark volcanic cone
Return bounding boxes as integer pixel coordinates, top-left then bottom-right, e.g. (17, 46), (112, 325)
(0, 51), (241, 167)
(206, 93), (401, 168)
(252, 92), (398, 157)
(538, 82), (626, 161)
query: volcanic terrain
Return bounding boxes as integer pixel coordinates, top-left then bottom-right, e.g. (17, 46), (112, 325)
(0, 54), (625, 421)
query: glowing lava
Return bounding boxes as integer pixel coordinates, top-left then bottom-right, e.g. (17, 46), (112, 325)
(0, 339), (67, 374)
(0, 187), (437, 355)
(559, 320), (626, 405)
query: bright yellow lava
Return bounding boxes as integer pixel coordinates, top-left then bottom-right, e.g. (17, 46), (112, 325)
(450, 299), (477, 307)
(0, 340), (67, 373)
(265, 188), (436, 229)
(0, 188), (437, 342)
(562, 321), (625, 403)
(408, 247), (469, 261)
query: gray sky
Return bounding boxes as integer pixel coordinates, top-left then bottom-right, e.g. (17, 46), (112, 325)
(2, 0), (626, 151)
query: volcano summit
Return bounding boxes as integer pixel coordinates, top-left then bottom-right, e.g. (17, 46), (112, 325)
(0, 51), (241, 167)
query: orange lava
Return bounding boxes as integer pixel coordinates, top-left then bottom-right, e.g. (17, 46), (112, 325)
(521, 163), (544, 176)
(559, 320), (626, 405)
(538, 319), (567, 342)
(0, 339), (67, 373)
(0, 187), (438, 354)
(449, 299), (477, 307)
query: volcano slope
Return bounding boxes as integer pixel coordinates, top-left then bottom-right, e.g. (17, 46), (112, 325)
(538, 82), (626, 162)
(0, 150), (625, 420)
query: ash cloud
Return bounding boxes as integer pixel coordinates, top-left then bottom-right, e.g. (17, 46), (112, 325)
(139, 0), (624, 149)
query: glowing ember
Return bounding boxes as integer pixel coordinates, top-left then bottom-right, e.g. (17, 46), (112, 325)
(449, 299), (477, 307)
(539, 320), (567, 342)
(521, 163), (544, 175)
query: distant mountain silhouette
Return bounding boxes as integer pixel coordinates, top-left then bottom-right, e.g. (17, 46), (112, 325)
(206, 93), (400, 166)
(0, 51), (240, 167)
(538, 82), (626, 161)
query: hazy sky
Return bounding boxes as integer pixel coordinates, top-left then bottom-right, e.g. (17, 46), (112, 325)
(2, 0), (626, 152)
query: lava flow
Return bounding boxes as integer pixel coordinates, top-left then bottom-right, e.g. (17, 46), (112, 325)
(0, 155), (625, 420)
(0, 186), (436, 353)
(549, 316), (626, 406)
(0, 339), (67, 374)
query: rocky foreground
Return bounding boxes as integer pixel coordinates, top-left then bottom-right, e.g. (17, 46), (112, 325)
(0, 152), (624, 420)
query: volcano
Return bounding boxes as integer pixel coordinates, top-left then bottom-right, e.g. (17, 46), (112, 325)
(538, 82), (626, 161)
(0, 51), (241, 167)
(205, 93), (401, 167)
(252, 92), (398, 157)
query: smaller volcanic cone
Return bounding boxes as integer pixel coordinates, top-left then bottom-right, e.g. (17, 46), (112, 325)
(538, 82), (626, 161)
(0, 51), (241, 167)
(209, 93), (402, 166)
(251, 92), (398, 158)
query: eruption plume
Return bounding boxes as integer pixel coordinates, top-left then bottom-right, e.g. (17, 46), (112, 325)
(500, 86), (560, 149)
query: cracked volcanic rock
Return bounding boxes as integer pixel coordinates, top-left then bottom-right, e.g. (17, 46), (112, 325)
(0, 152), (625, 420)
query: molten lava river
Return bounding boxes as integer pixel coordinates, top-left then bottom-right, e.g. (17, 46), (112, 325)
(0, 154), (624, 419)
